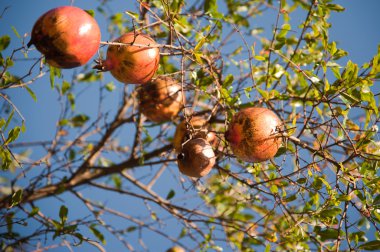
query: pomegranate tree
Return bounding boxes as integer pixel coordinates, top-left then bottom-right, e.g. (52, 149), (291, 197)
(137, 77), (184, 123)
(225, 107), (282, 162)
(94, 32), (160, 84)
(28, 6), (101, 69)
(177, 138), (216, 178)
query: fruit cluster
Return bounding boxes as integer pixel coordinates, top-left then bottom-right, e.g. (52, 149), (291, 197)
(29, 6), (283, 178)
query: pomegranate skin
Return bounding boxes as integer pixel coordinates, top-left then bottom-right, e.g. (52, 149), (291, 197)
(177, 138), (215, 178)
(225, 107), (282, 162)
(29, 6), (101, 69)
(99, 32), (160, 84)
(137, 77), (184, 123)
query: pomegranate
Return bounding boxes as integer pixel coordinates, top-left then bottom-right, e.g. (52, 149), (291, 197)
(225, 107), (282, 162)
(172, 116), (216, 153)
(137, 76), (184, 122)
(177, 138), (215, 178)
(94, 32), (160, 84)
(166, 246), (185, 252)
(28, 6), (101, 69)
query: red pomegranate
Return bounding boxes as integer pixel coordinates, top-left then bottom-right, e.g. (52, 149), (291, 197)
(28, 6), (101, 69)
(177, 138), (216, 178)
(94, 32), (160, 84)
(137, 76), (184, 123)
(225, 107), (282, 162)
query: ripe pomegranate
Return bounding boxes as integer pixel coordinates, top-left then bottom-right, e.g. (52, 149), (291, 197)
(137, 76), (184, 122)
(177, 138), (215, 178)
(173, 116), (216, 153)
(225, 107), (282, 162)
(28, 6), (101, 69)
(94, 32), (160, 84)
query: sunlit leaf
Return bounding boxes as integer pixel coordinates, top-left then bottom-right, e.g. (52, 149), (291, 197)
(10, 189), (23, 208)
(166, 189), (175, 200)
(359, 240), (380, 251)
(0, 35), (10, 51)
(59, 205), (68, 224)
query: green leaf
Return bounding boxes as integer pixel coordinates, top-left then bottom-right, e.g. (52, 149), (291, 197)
(274, 40), (285, 50)
(112, 175), (122, 190)
(61, 81), (71, 95)
(283, 194), (297, 203)
(166, 189), (175, 200)
(69, 149), (76, 161)
(333, 49), (348, 60)
(297, 178), (307, 184)
(52, 219), (62, 231)
(58, 119), (69, 127)
(179, 227), (187, 238)
(264, 243), (271, 252)
(337, 194), (352, 202)
(59, 205), (68, 224)
(5, 126), (20, 145)
(329, 41), (337, 55)
(10, 189), (23, 208)
(125, 11), (139, 20)
(373, 194), (380, 206)
(50, 67), (55, 88)
(222, 74), (234, 87)
(0, 118), (5, 129)
(70, 114), (89, 127)
(25, 86), (37, 102)
(11, 26), (20, 39)
(194, 37), (207, 52)
(20, 121), (26, 132)
(330, 67), (341, 80)
(105, 82), (115, 92)
(49, 66), (61, 89)
(89, 225), (106, 244)
(5, 57), (14, 67)
(5, 211), (14, 233)
(204, 0), (217, 14)
(29, 206), (40, 217)
(74, 232), (84, 245)
(319, 207), (341, 218)
(85, 9), (95, 17)
(77, 71), (100, 82)
(275, 146), (287, 157)
(67, 93), (75, 111)
(254, 55), (266, 61)
(0, 148), (12, 170)
(151, 212), (157, 220)
(277, 23), (291, 39)
(170, 0), (184, 13)
(340, 91), (359, 104)
(244, 87), (252, 98)
(326, 4), (345, 12)
(315, 228), (342, 241)
(194, 52), (203, 64)
(358, 240), (380, 251)
(257, 87), (269, 100)
(0, 35), (11, 52)
(64, 224), (77, 233)
(370, 55), (378, 76)
(127, 226), (137, 232)
(4, 110), (14, 131)
(270, 184), (278, 194)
